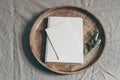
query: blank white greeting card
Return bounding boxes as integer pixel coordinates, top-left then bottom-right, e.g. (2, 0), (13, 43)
(45, 17), (83, 63)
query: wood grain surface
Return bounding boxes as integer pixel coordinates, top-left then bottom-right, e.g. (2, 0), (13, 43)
(30, 6), (106, 74)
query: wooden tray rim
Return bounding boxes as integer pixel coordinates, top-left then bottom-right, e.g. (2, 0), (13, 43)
(30, 6), (106, 74)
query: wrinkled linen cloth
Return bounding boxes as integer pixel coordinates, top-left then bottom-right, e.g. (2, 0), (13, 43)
(0, 0), (120, 80)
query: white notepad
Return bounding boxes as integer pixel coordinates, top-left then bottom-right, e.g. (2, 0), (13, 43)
(45, 17), (83, 63)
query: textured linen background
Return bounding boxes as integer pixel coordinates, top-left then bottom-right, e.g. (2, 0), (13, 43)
(0, 0), (120, 80)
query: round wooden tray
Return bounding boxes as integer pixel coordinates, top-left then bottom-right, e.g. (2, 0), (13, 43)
(30, 6), (106, 74)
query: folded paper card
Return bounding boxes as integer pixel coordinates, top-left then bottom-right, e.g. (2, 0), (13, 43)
(45, 17), (83, 63)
